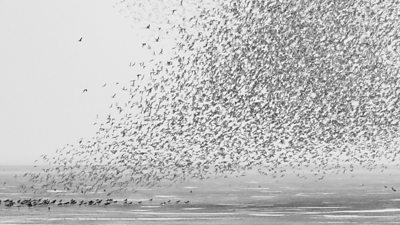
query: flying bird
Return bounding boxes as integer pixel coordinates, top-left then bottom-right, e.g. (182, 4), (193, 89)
(24, 0), (400, 198)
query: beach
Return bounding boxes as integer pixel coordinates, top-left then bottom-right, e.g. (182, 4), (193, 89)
(1, 166), (400, 224)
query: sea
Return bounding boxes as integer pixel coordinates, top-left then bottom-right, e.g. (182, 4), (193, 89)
(0, 165), (400, 224)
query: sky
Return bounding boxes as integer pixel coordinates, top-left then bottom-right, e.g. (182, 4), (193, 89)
(0, 0), (148, 165)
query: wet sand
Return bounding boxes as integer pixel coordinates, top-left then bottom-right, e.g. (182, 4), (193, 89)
(1, 166), (400, 224)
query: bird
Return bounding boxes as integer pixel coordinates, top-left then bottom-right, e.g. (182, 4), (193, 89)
(78, 37), (82, 42)
(82, 89), (88, 93)
(25, 0), (400, 200)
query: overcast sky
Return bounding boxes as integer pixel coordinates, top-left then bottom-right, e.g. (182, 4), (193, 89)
(0, 0), (148, 165)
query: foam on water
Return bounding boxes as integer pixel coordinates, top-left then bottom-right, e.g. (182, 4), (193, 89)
(297, 211), (325, 215)
(43, 213), (102, 216)
(246, 181), (260, 184)
(249, 213), (285, 217)
(260, 190), (282, 193)
(295, 193), (309, 196)
(316, 222), (360, 224)
(323, 215), (398, 219)
(319, 192), (336, 195)
(153, 195), (177, 198)
(250, 195), (275, 198)
(141, 205), (161, 208)
(216, 203), (254, 207)
(241, 187), (270, 190)
(63, 193), (80, 195)
(91, 210), (130, 213)
(366, 192), (393, 195)
(0, 192), (23, 196)
(331, 208), (400, 213)
(297, 207), (349, 209)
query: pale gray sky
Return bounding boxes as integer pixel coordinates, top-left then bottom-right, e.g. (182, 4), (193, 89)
(0, 0), (148, 165)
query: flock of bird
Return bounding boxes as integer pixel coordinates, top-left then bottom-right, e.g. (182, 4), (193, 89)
(22, 0), (400, 194)
(0, 197), (190, 209)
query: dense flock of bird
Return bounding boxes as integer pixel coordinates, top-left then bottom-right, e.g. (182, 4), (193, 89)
(22, 0), (400, 195)
(0, 197), (190, 209)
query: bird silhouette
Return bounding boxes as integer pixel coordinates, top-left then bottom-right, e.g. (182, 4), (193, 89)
(25, 0), (400, 196)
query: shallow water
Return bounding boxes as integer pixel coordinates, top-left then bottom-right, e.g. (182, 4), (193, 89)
(0, 166), (400, 224)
